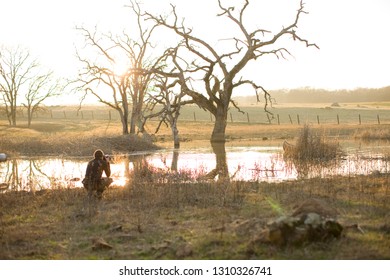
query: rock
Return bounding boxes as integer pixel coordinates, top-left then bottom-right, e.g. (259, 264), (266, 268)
(292, 198), (339, 219)
(231, 218), (265, 237)
(252, 228), (284, 246)
(0, 153), (7, 162)
(304, 213), (322, 228)
(323, 220), (343, 238)
(251, 211), (343, 246)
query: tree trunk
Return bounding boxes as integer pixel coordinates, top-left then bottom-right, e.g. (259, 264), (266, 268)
(211, 105), (228, 143)
(27, 108), (32, 127)
(10, 105), (17, 126)
(129, 102), (139, 135)
(118, 109), (129, 135)
(171, 120), (180, 149)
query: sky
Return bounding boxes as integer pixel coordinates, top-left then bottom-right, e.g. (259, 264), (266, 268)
(1, 0), (390, 92)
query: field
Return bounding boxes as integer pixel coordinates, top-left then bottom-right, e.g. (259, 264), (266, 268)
(1, 103), (390, 259)
(2, 102), (390, 152)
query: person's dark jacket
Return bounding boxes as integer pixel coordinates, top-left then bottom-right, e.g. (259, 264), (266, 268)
(84, 157), (111, 185)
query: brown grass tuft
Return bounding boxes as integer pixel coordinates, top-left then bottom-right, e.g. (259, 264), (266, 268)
(284, 125), (342, 162)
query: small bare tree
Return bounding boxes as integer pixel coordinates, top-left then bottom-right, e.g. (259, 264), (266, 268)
(142, 75), (191, 149)
(23, 70), (63, 127)
(0, 46), (38, 126)
(1, 46), (61, 127)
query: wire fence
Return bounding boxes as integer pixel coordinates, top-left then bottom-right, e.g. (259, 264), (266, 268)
(2, 106), (390, 126)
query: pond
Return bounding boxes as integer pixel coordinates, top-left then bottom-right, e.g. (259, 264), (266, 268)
(1, 144), (390, 192)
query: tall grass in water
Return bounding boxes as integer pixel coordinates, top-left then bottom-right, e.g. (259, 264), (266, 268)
(354, 128), (390, 142)
(125, 160), (245, 209)
(286, 125), (342, 162)
(283, 125), (343, 179)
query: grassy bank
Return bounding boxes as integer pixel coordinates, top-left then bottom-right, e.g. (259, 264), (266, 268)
(2, 116), (390, 156)
(1, 175), (389, 259)
(0, 120), (159, 157)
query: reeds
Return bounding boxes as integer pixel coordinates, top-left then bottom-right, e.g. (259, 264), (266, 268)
(354, 128), (390, 141)
(284, 125), (342, 162)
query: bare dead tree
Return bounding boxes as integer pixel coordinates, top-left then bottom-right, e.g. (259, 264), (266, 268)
(0, 46), (39, 126)
(145, 0), (318, 180)
(146, 0), (318, 144)
(75, 25), (132, 135)
(23, 70), (64, 127)
(125, 0), (164, 134)
(75, 1), (164, 135)
(142, 75), (191, 149)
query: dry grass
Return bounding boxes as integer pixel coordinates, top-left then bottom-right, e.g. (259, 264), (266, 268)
(1, 173), (389, 260)
(354, 128), (390, 141)
(283, 125), (342, 162)
(0, 120), (159, 157)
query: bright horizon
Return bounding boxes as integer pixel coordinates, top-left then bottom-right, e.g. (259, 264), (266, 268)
(1, 0), (390, 94)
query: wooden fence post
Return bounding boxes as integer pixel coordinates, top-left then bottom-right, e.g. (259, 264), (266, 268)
(359, 114), (361, 125)
(193, 112), (196, 122)
(288, 114), (293, 124)
(230, 112), (233, 123)
(317, 115), (320, 125)
(377, 114), (380, 125)
(337, 114), (340, 125)
(246, 112), (250, 123)
(277, 114), (280, 125)
(297, 114), (300, 125)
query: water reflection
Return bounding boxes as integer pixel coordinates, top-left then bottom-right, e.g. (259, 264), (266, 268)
(0, 158), (85, 192)
(1, 146), (390, 192)
(200, 142), (229, 181)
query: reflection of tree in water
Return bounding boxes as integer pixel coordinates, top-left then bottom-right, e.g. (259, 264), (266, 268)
(0, 159), (67, 192)
(171, 150), (179, 172)
(202, 142), (229, 182)
(1, 159), (19, 191)
(125, 143), (229, 182)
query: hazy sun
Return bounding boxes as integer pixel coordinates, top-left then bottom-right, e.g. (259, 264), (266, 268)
(112, 59), (130, 77)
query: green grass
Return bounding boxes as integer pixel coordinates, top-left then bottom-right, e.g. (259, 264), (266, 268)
(2, 103), (390, 126)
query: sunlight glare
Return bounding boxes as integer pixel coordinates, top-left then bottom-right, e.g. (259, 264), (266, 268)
(112, 59), (131, 78)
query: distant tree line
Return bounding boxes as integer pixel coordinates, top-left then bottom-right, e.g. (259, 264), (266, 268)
(233, 87), (390, 105)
